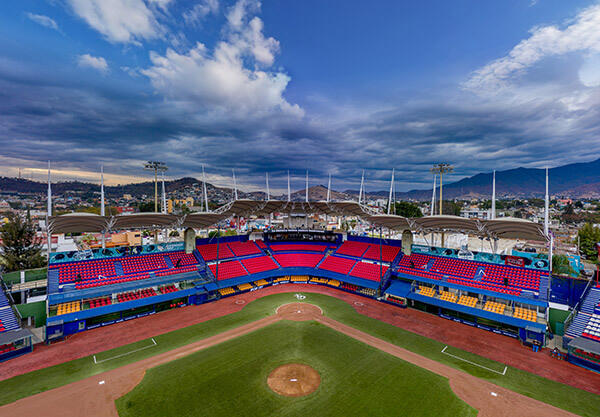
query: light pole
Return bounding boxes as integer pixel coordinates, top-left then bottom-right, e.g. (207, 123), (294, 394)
(144, 161), (168, 212)
(430, 163), (454, 247)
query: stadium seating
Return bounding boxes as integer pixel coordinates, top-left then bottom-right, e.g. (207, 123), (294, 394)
(480, 264), (543, 291)
(56, 301), (80, 315)
(228, 241), (261, 257)
(219, 287), (236, 296)
(238, 283), (253, 291)
(53, 259), (117, 283)
(75, 273), (151, 289)
(581, 314), (600, 341)
(328, 279), (341, 287)
(514, 307), (537, 322)
(166, 251), (198, 267)
(274, 253), (324, 268)
(335, 241), (369, 258)
(255, 239), (267, 249)
(254, 279), (268, 286)
(447, 277), (521, 296)
(87, 297), (111, 309)
(458, 295), (478, 308)
(155, 265), (198, 277)
(439, 290), (456, 303)
(343, 283), (359, 292)
(349, 261), (388, 282)
(209, 260), (248, 280)
(117, 288), (157, 303)
(159, 285), (178, 294)
(363, 244), (401, 262)
(318, 256), (357, 275)
(430, 257), (479, 279)
(0, 343), (16, 354)
(241, 256), (279, 274)
(483, 300), (506, 315)
(291, 275), (310, 282)
(397, 266), (444, 281)
(196, 243), (235, 261)
(270, 243), (328, 252)
(310, 277), (329, 284)
(359, 287), (376, 296)
(419, 286), (436, 298)
(121, 254), (168, 274)
(398, 253), (432, 269)
(0, 291), (20, 333)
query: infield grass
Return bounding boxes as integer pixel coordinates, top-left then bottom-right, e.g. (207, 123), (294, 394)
(116, 320), (476, 417)
(0, 291), (599, 416)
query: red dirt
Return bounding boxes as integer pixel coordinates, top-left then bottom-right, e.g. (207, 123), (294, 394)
(0, 302), (576, 417)
(2, 284), (599, 397)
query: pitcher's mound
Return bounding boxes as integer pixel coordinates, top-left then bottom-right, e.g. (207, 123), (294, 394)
(267, 364), (320, 397)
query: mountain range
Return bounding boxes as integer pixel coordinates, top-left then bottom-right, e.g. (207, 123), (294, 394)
(1, 158), (599, 202)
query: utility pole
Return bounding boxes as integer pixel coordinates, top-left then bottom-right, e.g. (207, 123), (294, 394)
(144, 161), (168, 212)
(430, 163), (453, 247)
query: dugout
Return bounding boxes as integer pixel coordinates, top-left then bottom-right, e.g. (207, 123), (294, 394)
(567, 337), (600, 373)
(0, 328), (34, 362)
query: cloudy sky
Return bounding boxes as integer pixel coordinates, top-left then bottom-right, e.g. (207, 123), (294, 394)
(1, 0), (600, 193)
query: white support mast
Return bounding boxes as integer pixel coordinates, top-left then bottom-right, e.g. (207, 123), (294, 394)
(287, 171), (291, 202)
(305, 170), (309, 203)
(100, 165), (106, 248)
(358, 170), (364, 204)
(161, 171), (167, 214)
(387, 168), (395, 215)
(327, 173), (331, 202)
(202, 165), (209, 212)
(491, 169), (496, 220)
(544, 166), (549, 236)
(232, 168), (238, 201)
(430, 175), (436, 216)
(266, 173), (270, 200)
(47, 161), (52, 217)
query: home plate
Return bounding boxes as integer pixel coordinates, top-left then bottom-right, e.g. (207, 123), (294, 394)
(297, 310), (301, 313)
(290, 379), (298, 382)
(490, 392), (497, 397)
(99, 381), (105, 385)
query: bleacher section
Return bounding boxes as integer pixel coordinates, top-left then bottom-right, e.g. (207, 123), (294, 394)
(397, 252), (546, 296)
(56, 301), (80, 315)
(219, 287), (236, 296)
(0, 290), (19, 333)
(318, 256), (356, 275)
(440, 290), (456, 303)
(209, 260), (248, 280)
(241, 256), (279, 274)
(483, 300), (506, 315)
(274, 253), (324, 268)
(270, 244), (328, 252)
(335, 241), (369, 258)
(566, 287), (600, 339)
(156, 265), (198, 277)
(196, 243), (234, 261)
(228, 241), (261, 257)
(166, 251), (198, 267)
(349, 261), (388, 282)
(458, 295), (478, 308)
(53, 259), (116, 283)
(160, 285), (178, 294)
(514, 307), (537, 322)
(87, 297), (111, 309)
(363, 244), (401, 263)
(121, 254), (168, 274)
(75, 272), (150, 289)
(419, 286), (436, 298)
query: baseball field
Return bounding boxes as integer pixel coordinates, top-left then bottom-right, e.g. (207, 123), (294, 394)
(0, 289), (599, 416)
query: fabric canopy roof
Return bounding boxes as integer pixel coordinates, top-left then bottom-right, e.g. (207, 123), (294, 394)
(47, 200), (547, 241)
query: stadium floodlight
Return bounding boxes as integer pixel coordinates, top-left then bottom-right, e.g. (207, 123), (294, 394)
(430, 163), (453, 215)
(144, 161), (168, 213)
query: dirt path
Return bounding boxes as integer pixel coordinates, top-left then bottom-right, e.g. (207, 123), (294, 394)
(2, 285), (599, 395)
(0, 303), (578, 417)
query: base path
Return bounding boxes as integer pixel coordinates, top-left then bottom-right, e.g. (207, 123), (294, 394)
(2, 285), (599, 396)
(0, 303), (577, 417)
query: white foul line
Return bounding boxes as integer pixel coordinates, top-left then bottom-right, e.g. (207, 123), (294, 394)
(441, 346), (507, 376)
(93, 338), (157, 364)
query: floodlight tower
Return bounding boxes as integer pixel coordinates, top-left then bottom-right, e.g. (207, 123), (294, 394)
(430, 163), (454, 215)
(144, 161), (168, 212)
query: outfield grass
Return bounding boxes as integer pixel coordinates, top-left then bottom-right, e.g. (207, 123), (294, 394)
(116, 321), (476, 417)
(0, 291), (599, 416)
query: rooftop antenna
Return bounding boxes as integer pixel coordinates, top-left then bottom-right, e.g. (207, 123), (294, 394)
(266, 172), (270, 200)
(358, 170), (364, 204)
(202, 165), (209, 212)
(47, 161), (52, 217)
(327, 173), (331, 202)
(305, 170), (309, 202)
(430, 174), (436, 216)
(387, 168), (395, 215)
(232, 169), (238, 201)
(161, 171), (167, 214)
(287, 170), (291, 202)
(544, 166), (549, 236)
(491, 170), (496, 220)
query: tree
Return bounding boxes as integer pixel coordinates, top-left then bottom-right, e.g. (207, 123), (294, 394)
(574, 201), (583, 209)
(394, 201), (423, 218)
(0, 213), (46, 272)
(552, 254), (576, 277)
(441, 200), (461, 216)
(138, 202), (155, 212)
(563, 203), (574, 216)
(578, 223), (600, 262)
